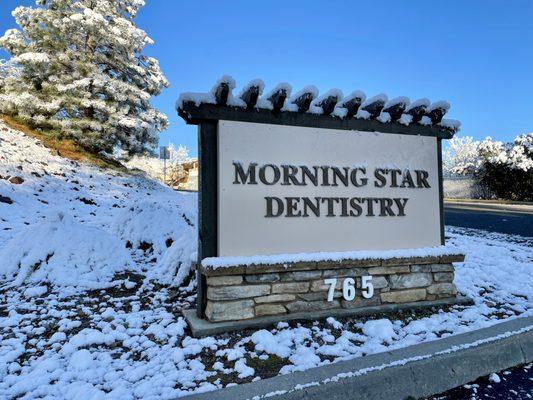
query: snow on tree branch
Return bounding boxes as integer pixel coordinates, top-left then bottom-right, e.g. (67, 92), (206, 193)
(444, 133), (533, 176)
(443, 136), (481, 175)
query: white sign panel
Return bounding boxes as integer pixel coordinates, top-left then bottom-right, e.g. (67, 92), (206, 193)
(218, 120), (441, 257)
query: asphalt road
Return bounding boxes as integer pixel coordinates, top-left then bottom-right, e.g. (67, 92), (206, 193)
(426, 363), (533, 400)
(444, 201), (533, 237)
(442, 201), (533, 397)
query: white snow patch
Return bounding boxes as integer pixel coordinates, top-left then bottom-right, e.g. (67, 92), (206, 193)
(362, 319), (396, 344)
(260, 82), (292, 110)
(327, 317), (343, 330)
(176, 91), (216, 108)
(439, 118), (461, 131)
(202, 245), (462, 269)
(361, 93), (388, 108)
(0, 212), (132, 288)
(291, 85), (319, 100)
(69, 349), (93, 371)
(405, 98), (430, 112)
(420, 116), (432, 125)
(211, 75), (246, 107)
(384, 96), (410, 109)
(234, 358), (255, 378)
(427, 100), (450, 112)
(398, 113), (413, 126)
(237, 79), (265, 98)
(342, 90), (366, 104)
(377, 111), (391, 123)
(355, 109), (371, 120)
(23, 285), (48, 298)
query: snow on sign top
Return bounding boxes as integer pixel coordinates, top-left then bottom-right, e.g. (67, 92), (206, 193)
(176, 75), (460, 134)
(201, 245), (463, 269)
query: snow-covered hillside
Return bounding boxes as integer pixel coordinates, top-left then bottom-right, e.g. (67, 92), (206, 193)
(0, 121), (531, 399)
(0, 120), (197, 290)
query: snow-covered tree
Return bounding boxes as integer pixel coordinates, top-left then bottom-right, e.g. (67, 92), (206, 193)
(443, 136), (481, 175)
(0, 0), (169, 155)
(0, 60), (19, 88)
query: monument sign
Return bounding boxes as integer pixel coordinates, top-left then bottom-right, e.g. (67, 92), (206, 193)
(178, 77), (468, 335)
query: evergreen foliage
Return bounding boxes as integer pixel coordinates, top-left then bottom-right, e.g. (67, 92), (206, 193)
(0, 0), (169, 155)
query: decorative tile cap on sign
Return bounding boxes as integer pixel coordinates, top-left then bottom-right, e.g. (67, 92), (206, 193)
(176, 75), (461, 138)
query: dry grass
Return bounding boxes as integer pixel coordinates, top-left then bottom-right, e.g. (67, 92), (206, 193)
(1, 114), (129, 172)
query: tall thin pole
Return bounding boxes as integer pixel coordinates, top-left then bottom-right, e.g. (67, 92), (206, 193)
(163, 156), (166, 184)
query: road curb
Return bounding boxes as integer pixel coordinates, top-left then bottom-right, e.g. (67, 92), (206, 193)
(444, 199), (533, 213)
(445, 198), (533, 206)
(182, 316), (533, 400)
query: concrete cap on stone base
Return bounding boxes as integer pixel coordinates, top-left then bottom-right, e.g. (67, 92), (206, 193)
(200, 252), (466, 277)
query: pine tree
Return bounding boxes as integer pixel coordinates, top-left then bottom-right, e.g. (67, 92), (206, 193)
(0, 0), (169, 155)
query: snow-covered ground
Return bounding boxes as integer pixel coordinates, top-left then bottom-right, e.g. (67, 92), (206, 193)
(0, 121), (197, 290)
(1, 121), (532, 399)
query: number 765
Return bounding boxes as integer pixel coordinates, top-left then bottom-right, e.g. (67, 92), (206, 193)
(323, 276), (374, 302)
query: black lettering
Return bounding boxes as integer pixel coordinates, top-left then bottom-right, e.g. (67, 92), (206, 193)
(339, 197), (349, 216)
(301, 166), (319, 186)
(390, 169), (402, 188)
(233, 161), (257, 184)
(374, 168), (387, 188)
(331, 167), (349, 187)
(349, 198), (362, 217)
(265, 197), (284, 217)
(320, 166), (330, 186)
(259, 164), (281, 185)
(350, 167), (368, 187)
(282, 165), (304, 186)
(415, 170), (431, 188)
(302, 197), (320, 217)
(400, 170), (415, 188)
(321, 197), (340, 216)
(365, 197), (376, 216)
(394, 198), (408, 216)
(285, 197), (302, 217)
(379, 198), (395, 216)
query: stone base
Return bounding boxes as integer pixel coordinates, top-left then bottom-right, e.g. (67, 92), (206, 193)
(184, 295), (473, 337)
(200, 253), (465, 323)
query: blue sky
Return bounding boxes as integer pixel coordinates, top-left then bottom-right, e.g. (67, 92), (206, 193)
(1, 0), (532, 157)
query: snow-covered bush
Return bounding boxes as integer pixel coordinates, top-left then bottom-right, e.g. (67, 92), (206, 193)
(444, 133), (532, 201)
(0, 0), (169, 155)
(478, 134), (533, 172)
(476, 134), (533, 201)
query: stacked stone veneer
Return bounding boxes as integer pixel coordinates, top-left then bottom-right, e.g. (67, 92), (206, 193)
(201, 254), (465, 322)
